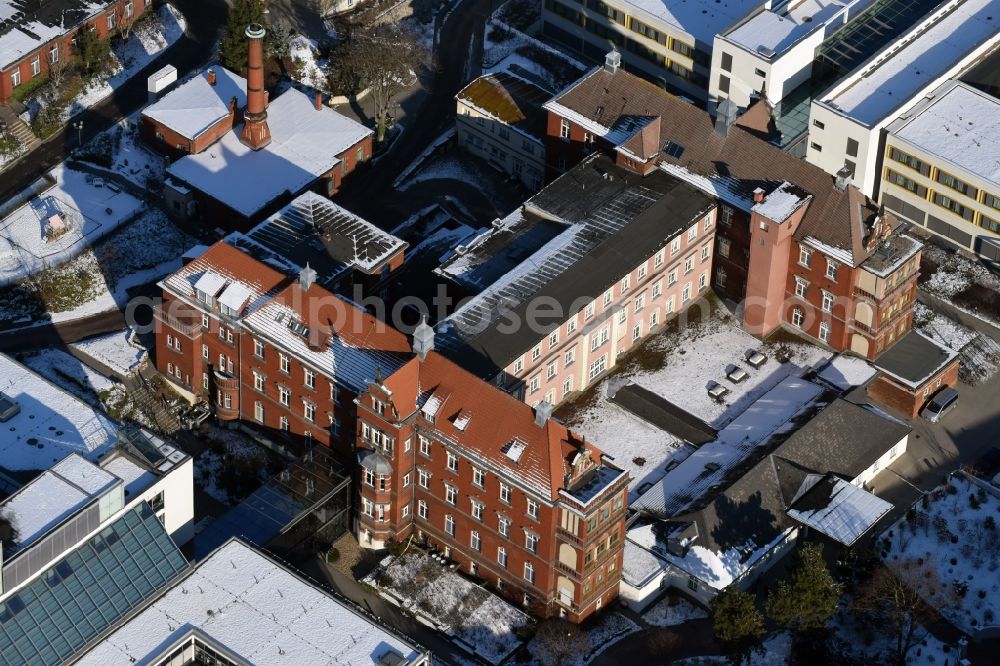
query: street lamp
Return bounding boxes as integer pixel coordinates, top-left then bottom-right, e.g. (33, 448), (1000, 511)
(73, 120), (83, 145)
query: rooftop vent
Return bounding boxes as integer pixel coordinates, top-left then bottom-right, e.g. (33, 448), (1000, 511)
(534, 400), (554, 427)
(604, 49), (621, 74)
(0, 392), (20, 422)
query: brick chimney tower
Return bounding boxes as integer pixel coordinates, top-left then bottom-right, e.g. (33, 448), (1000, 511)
(240, 23), (271, 150)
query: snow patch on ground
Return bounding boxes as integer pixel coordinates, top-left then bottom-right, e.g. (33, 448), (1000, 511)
(642, 595), (708, 627)
(525, 609), (639, 666)
(365, 550), (532, 665)
(914, 303), (976, 351)
(884, 473), (1000, 634)
(70, 329), (145, 376)
(289, 36), (329, 91)
(562, 308), (830, 495)
(67, 6), (187, 117)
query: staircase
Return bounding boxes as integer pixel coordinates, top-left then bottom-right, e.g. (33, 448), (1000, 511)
(124, 368), (182, 435)
(0, 103), (39, 156)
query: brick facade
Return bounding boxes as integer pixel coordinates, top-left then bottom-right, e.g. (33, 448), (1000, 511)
(355, 352), (630, 622)
(867, 359), (960, 418)
(0, 0), (150, 105)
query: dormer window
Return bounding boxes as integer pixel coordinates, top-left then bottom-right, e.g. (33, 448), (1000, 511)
(196, 289), (213, 306)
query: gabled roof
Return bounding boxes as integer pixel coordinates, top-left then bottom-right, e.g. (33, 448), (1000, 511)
(234, 191), (408, 284)
(456, 71), (550, 140)
(142, 68), (247, 140)
(545, 65), (901, 266)
(167, 84), (373, 218)
(439, 153), (714, 373)
(380, 351), (626, 501)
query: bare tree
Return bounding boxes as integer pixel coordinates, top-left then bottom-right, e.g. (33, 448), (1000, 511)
(852, 562), (957, 666)
(116, 2), (138, 41)
(332, 24), (426, 143)
(533, 619), (587, 666)
(48, 41), (70, 89)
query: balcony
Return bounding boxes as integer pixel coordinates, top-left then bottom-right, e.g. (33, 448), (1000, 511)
(213, 370), (239, 391)
(153, 304), (201, 337)
(555, 526), (584, 546)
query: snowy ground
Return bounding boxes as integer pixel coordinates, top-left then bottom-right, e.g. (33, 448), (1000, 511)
(0, 207), (196, 326)
(914, 303), (1000, 385)
(70, 329), (146, 377)
(482, 16), (586, 92)
(914, 303), (977, 351)
(397, 151), (510, 205)
(562, 308), (831, 495)
(828, 601), (963, 665)
(365, 550), (532, 665)
(642, 595), (708, 627)
(884, 474), (1000, 634)
(0, 165), (144, 286)
(74, 112), (168, 190)
(289, 35), (329, 91)
(0, 141), (27, 172)
(67, 6), (187, 118)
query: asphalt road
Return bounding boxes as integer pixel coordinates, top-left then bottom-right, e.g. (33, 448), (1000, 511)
(0, 0), (229, 204)
(0, 310), (126, 350)
(335, 0), (493, 223)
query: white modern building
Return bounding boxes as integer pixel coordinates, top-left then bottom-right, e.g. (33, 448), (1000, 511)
(541, 0), (759, 100)
(807, 0), (1000, 197)
(74, 539), (431, 665)
(710, 0), (876, 108)
(882, 80), (1000, 258)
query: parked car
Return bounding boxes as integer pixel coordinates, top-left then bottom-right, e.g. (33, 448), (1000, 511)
(921, 386), (959, 423)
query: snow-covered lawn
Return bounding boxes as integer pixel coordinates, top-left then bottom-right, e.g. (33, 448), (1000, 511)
(884, 473), (1000, 634)
(289, 36), (328, 91)
(643, 595), (708, 627)
(0, 165), (144, 286)
(914, 303), (1000, 385)
(525, 609), (639, 666)
(914, 303), (976, 351)
(921, 244), (1000, 296)
(0, 206), (196, 326)
(365, 550), (532, 664)
(562, 307), (831, 495)
(68, 6), (187, 117)
(70, 329), (146, 377)
(74, 112), (168, 190)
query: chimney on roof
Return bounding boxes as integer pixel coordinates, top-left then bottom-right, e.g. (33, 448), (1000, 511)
(834, 164), (853, 192)
(714, 98), (739, 136)
(240, 23), (272, 151)
(299, 262), (316, 291)
(413, 314), (434, 361)
(207, 69), (216, 86)
(753, 187), (765, 204)
(604, 49), (621, 75)
(314, 91), (323, 111)
(534, 400), (554, 428)
(229, 96), (237, 115)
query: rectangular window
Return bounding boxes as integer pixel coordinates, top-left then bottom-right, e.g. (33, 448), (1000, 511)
(418, 469), (429, 488)
(822, 291), (834, 312)
(499, 517), (510, 537)
(500, 483), (511, 503)
(525, 533), (539, 553)
(498, 546), (508, 568)
(279, 353), (290, 373)
(445, 484), (457, 504)
(447, 451), (458, 471)
(888, 147), (930, 176)
(933, 192), (974, 221)
(254, 339), (264, 358)
(564, 348), (575, 366)
(279, 386), (290, 406)
(810, 142), (822, 153)
(825, 259), (838, 281)
(820, 321), (831, 343)
(718, 74), (730, 94)
(799, 246), (812, 267)
(567, 317), (577, 334)
(884, 168), (928, 198)
(471, 531), (481, 551)
(304, 368), (315, 389)
(418, 500), (428, 519)
(419, 436), (431, 456)
(720, 52), (732, 72)
(527, 498), (539, 519)
(11, 69), (20, 87)
(701, 244), (710, 262)
(303, 401), (315, 422)
(846, 138), (859, 158)
(473, 467), (485, 487)
(524, 562), (535, 584)
(31, 56), (40, 76)
(445, 514), (455, 536)
(935, 170), (978, 199)
(589, 354), (606, 379)
(472, 500), (484, 521)
(795, 278), (808, 298)
(560, 118), (570, 139)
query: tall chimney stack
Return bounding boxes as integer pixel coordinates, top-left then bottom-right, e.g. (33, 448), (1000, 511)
(314, 91), (323, 111)
(207, 68), (216, 86)
(240, 23), (271, 151)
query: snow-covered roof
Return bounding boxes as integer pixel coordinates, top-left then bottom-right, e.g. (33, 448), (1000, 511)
(141, 68), (247, 140)
(889, 80), (1000, 186)
(815, 354), (877, 391)
(787, 476), (892, 545)
(101, 453), (159, 498)
(752, 181), (811, 222)
(218, 280), (254, 312)
(615, 0), (759, 45)
(0, 454), (117, 555)
(633, 376), (824, 517)
(0, 0), (108, 70)
(193, 270), (227, 296)
(74, 539), (428, 666)
(721, 0), (857, 59)
(167, 87), (373, 218)
(818, 0), (1000, 126)
(0, 353), (118, 471)
(236, 191), (408, 282)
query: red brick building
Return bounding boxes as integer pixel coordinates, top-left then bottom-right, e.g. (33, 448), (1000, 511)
(154, 240), (411, 456)
(868, 331), (960, 418)
(542, 54), (923, 359)
(356, 330), (630, 622)
(142, 25), (373, 230)
(0, 0), (149, 105)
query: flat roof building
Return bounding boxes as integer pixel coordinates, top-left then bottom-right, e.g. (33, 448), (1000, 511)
(807, 0), (1000, 196)
(882, 80), (1000, 258)
(74, 539), (430, 665)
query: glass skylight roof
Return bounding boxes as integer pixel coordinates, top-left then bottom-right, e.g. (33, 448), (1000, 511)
(0, 503), (189, 666)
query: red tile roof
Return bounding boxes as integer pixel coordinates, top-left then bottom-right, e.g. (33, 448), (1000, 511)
(384, 352), (617, 500)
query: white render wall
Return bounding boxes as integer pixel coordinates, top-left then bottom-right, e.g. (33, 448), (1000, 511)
(852, 433), (908, 488)
(455, 100), (545, 190)
(710, 30), (824, 108)
(124, 456), (195, 546)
